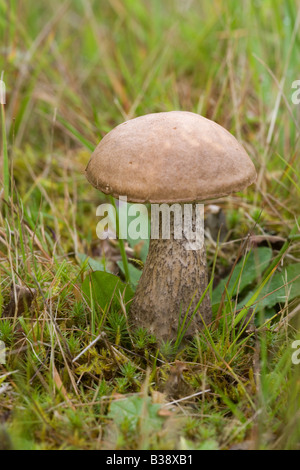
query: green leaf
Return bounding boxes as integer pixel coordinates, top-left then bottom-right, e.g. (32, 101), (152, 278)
(212, 247), (272, 304)
(130, 239), (150, 264)
(180, 437), (219, 450)
(127, 236), (150, 264)
(237, 263), (300, 311)
(117, 261), (142, 290)
(77, 253), (107, 272)
(233, 264), (277, 327)
(82, 271), (134, 311)
(108, 396), (164, 433)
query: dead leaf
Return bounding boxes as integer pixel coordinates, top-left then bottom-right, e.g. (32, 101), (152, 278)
(157, 408), (173, 417)
(249, 235), (285, 248)
(151, 390), (166, 404)
(2, 285), (36, 318)
(164, 361), (194, 399)
(53, 365), (76, 411)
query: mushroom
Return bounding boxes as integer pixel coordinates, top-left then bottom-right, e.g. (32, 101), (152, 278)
(86, 111), (257, 343)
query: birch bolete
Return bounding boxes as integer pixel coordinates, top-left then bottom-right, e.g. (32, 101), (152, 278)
(86, 111), (257, 342)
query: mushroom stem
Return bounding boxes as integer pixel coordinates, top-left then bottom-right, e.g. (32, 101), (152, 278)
(129, 204), (212, 343)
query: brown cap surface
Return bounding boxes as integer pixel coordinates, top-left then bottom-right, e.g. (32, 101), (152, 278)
(86, 111), (257, 203)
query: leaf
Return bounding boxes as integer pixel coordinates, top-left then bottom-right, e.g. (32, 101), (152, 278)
(2, 285), (36, 318)
(82, 271), (134, 311)
(77, 252), (107, 272)
(128, 238), (150, 264)
(237, 263), (300, 311)
(180, 436), (219, 450)
(212, 247), (272, 304)
(108, 395), (164, 433)
(233, 264), (277, 327)
(53, 365), (76, 411)
(117, 261), (142, 289)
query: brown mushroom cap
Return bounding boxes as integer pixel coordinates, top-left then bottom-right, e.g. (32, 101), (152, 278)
(86, 111), (257, 203)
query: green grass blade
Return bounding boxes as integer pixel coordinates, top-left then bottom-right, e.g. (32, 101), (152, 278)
(1, 89), (9, 201)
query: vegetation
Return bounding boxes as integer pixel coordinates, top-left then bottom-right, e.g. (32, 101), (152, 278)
(0, 0), (299, 450)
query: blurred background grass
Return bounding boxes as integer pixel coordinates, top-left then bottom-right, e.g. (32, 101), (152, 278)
(1, 0), (300, 243)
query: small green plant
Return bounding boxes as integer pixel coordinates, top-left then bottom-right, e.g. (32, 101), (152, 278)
(105, 310), (130, 345)
(133, 328), (156, 350)
(0, 320), (14, 345)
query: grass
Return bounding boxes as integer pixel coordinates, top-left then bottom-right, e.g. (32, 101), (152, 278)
(0, 0), (300, 450)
